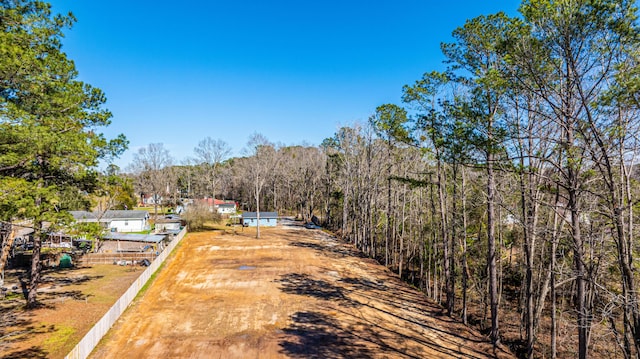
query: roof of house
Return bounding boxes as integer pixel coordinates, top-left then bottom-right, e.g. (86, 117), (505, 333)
(71, 210), (149, 222)
(70, 211), (100, 222)
(16, 227), (34, 237)
(242, 212), (278, 219)
(218, 203), (236, 208)
(197, 198), (237, 206)
(102, 233), (166, 243)
(103, 210), (149, 220)
(155, 218), (182, 224)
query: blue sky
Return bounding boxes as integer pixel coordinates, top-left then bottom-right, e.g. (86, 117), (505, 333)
(48, 0), (521, 169)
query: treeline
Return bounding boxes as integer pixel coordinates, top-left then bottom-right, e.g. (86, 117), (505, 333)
(321, 1), (640, 358)
(128, 135), (327, 224)
(327, 1), (640, 358)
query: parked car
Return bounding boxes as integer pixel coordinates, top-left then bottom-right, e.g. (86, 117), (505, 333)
(304, 222), (320, 229)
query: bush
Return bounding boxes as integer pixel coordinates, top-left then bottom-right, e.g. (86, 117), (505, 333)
(182, 203), (220, 231)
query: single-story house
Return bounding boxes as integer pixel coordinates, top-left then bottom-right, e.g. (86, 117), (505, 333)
(140, 193), (163, 206)
(155, 216), (182, 233)
(217, 203), (237, 215)
(71, 210), (150, 233)
(242, 212), (278, 227)
(193, 198), (239, 213)
(99, 232), (167, 253)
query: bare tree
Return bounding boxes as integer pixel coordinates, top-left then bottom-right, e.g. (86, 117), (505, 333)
(243, 133), (279, 239)
(128, 143), (173, 217)
(194, 137), (232, 199)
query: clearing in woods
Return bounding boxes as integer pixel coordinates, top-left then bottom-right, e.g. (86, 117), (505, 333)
(90, 219), (514, 358)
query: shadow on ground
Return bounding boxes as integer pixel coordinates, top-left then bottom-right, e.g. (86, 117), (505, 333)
(1, 346), (48, 359)
(277, 233), (512, 359)
(289, 239), (367, 259)
(0, 268), (104, 358)
(0, 309), (53, 359)
(275, 273), (354, 305)
(279, 311), (385, 359)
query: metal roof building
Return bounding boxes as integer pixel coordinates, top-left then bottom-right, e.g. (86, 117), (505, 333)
(241, 212), (278, 227)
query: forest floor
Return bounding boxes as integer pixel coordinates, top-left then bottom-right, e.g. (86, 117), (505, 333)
(89, 219), (513, 359)
(0, 263), (144, 359)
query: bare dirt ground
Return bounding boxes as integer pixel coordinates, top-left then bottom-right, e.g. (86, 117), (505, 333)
(0, 264), (144, 359)
(91, 219), (514, 359)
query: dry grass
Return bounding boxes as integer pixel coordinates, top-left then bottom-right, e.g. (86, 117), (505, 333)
(0, 264), (144, 359)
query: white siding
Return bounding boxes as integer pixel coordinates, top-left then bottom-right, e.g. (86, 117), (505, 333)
(156, 222), (181, 232)
(109, 219), (146, 233)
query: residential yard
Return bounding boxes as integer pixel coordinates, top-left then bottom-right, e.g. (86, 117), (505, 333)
(90, 220), (514, 359)
(0, 263), (144, 359)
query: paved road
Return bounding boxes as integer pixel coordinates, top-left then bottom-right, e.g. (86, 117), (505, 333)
(90, 221), (513, 358)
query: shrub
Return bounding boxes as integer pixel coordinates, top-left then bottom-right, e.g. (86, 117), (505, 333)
(182, 203), (220, 231)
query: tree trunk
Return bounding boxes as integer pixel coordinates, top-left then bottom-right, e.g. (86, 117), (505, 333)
(256, 181), (261, 239)
(461, 167), (469, 325)
(386, 176), (391, 267)
(27, 221), (43, 308)
(622, 157), (640, 357)
(520, 164), (535, 358)
(568, 169), (587, 359)
(487, 142), (499, 345)
(0, 224), (17, 288)
(551, 210), (558, 359)
(451, 163), (459, 318)
(437, 156), (452, 315)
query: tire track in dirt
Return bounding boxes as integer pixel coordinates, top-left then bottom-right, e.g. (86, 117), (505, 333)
(90, 221), (513, 358)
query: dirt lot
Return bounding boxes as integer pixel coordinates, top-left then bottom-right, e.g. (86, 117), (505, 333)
(91, 220), (514, 359)
(0, 263), (144, 359)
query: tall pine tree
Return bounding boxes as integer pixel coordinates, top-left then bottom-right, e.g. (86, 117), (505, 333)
(0, 0), (127, 308)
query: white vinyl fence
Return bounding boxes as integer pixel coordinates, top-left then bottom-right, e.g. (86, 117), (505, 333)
(65, 228), (187, 359)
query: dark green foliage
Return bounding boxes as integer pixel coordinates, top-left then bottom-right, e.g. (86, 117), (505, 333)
(0, 0), (127, 307)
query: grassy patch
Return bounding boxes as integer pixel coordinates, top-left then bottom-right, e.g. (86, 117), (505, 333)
(136, 263), (164, 299)
(79, 265), (143, 303)
(203, 221), (227, 231)
(2, 292), (23, 301)
(42, 324), (75, 353)
(2, 263), (145, 359)
(135, 206), (174, 215)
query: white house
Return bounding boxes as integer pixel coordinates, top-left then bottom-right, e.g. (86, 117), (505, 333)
(71, 210), (151, 233)
(155, 215), (182, 233)
(217, 203), (237, 215)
